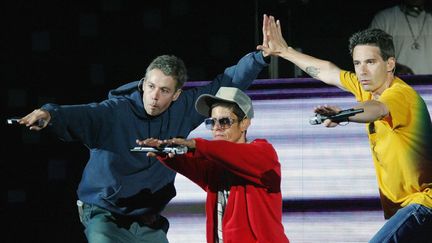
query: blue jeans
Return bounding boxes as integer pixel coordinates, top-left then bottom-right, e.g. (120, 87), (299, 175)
(78, 201), (169, 243)
(369, 203), (432, 243)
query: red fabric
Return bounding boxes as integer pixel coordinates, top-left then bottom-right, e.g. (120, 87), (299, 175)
(159, 138), (289, 243)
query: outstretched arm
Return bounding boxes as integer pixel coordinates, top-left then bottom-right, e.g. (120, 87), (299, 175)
(257, 14), (344, 89)
(315, 101), (389, 127)
(137, 138), (209, 189)
(17, 101), (116, 147)
(184, 50), (268, 128)
(193, 138), (281, 189)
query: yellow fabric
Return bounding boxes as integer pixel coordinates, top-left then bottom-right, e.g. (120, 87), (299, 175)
(340, 70), (432, 218)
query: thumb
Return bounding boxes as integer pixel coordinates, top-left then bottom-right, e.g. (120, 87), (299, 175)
(146, 152), (157, 157)
(256, 45), (267, 51)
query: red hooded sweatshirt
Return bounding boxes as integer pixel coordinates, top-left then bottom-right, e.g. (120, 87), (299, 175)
(158, 138), (289, 243)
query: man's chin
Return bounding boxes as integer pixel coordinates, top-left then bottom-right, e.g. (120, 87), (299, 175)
(145, 108), (160, 116)
(361, 85), (372, 92)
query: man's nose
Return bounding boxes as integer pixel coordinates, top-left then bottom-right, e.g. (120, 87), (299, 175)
(151, 89), (161, 100)
(212, 121), (223, 131)
(359, 64), (368, 74)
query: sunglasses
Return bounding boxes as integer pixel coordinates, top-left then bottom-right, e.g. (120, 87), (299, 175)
(204, 117), (237, 130)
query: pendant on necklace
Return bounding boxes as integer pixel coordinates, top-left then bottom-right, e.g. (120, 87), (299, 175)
(411, 42), (420, 50)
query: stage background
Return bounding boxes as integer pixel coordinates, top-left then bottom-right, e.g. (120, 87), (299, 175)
(3, 0), (431, 242)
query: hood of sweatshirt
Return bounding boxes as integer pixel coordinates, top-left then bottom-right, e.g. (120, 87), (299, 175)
(108, 80), (149, 119)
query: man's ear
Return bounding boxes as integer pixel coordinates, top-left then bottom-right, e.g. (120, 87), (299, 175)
(240, 118), (251, 132)
(172, 89), (182, 101)
(138, 78), (145, 92)
(387, 57), (396, 73)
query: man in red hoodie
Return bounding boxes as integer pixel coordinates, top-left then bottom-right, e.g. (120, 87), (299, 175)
(137, 86), (289, 243)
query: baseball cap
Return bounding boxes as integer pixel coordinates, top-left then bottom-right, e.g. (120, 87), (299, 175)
(195, 87), (254, 118)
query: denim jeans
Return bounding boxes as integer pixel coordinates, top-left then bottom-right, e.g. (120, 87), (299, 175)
(78, 201), (169, 243)
(369, 203), (432, 243)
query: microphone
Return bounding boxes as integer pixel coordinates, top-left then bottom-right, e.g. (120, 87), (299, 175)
(130, 145), (188, 155)
(6, 118), (46, 128)
(309, 108), (364, 125)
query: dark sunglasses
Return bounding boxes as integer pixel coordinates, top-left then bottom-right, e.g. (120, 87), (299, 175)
(204, 117), (237, 130)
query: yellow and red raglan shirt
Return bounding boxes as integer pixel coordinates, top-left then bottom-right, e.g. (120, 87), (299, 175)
(340, 70), (432, 218)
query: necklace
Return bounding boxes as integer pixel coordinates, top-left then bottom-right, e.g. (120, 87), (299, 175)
(403, 11), (427, 50)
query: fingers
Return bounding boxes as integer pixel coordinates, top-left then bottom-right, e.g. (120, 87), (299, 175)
(163, 138), (196, 149)
(19, 109), (50, 130)
(276, 19), (282, 33)
(20, 110), (37, 126)
(314, 105), (340, 115)
(136, 138), (163, 147)
(262, 14), (268, 35)
(314, 105), (342, 127)
(168, 138), (183, 144)
(262, 14), (269, 46)
(145, 150), (174, 158)
(136, 137), (186, 147)
(164, 137), (188, 146)
(266, 16), (282, 36)
(260, 14), (289, 57)
(269, 15), (278, 35)
(29, 125), (43, 131)
(256, 44), (267, 50)
(146, 152), (157, 157)
(262, 14), (277, 41)
(323, 119), (339, 128)
(314, 105), (328, 113)
(136, 137), (194, 156)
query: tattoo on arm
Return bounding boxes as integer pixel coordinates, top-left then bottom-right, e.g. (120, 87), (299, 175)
(305, 66), (320, 78)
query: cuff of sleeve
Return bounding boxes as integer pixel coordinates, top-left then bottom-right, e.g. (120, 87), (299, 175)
(157, 154), (170, 162)
(263, 53), (271, 64)
(40, 103), (57, 127)
(253, 51), (269, 66)
(192, 138), (207, 159)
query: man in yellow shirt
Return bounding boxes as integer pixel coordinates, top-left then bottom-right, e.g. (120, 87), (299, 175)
(258, 14), (432, 242)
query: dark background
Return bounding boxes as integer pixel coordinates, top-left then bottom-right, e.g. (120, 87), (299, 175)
(2, 0), (400, 242)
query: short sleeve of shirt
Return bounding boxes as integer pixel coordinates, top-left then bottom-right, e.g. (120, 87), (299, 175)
(339, 70), (370, 102)
(379, 83), (412, 128)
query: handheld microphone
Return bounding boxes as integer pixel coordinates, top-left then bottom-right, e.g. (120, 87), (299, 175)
(130, 145), (188, 155)
(6, 118), (46, 128)
(309, 108), (364, 125)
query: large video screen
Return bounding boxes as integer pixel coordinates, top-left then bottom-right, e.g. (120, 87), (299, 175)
(171, 79), (432, 203)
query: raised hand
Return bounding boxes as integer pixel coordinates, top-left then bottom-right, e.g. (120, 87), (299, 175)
(257, 14), (289, 57)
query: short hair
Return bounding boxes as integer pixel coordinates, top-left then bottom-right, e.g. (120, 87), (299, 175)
(145, 55), (188, 90)
(210, 102), (246, 121)
(348, 28), (395, 61)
